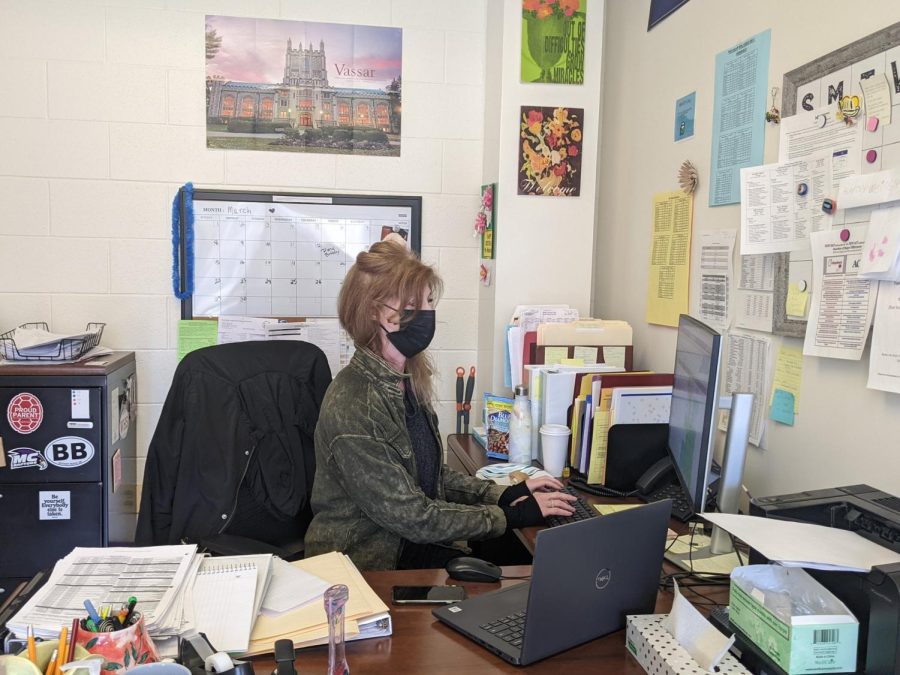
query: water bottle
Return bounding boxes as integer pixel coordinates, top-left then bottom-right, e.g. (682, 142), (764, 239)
(324, 584), (350, 675)
(508, 385), (533, 465)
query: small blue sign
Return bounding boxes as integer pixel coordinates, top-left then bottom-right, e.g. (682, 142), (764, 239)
(674, 92), (696, 142)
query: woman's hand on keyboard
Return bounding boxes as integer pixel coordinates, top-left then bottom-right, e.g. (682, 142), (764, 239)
(528, 489), (577, 518)
(524, 476), (565, 493)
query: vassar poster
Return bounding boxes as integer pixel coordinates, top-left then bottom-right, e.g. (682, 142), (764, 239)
(206, 16), (401, 156)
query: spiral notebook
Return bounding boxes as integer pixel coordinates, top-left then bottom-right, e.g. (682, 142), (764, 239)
(192, 555), (272, 653)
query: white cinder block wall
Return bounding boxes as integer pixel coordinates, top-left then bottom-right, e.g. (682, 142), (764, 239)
(0, 0), (488, 486)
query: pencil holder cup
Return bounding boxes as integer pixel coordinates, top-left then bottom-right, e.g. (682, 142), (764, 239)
(75, 613), (159, 675)
(19, 640), (91, 672)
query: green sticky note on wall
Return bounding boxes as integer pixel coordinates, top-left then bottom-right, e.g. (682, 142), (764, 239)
(770, 388), (795, 425)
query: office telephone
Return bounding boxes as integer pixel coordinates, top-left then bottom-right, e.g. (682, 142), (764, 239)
(568, 457), (676, 499)
(634, 457), (677, 495)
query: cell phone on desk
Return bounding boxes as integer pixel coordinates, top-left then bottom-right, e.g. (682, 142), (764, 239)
(391, 585), (467, 605)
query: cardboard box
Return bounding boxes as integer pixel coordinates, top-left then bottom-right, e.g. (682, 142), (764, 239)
(729, 566), (858, 674)
(626, 614), (750, 674)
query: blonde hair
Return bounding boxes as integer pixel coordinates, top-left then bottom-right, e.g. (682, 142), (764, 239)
(338, 239), (443, 405)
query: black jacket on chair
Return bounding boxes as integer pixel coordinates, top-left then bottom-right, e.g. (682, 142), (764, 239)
(136, 340), (332, 546)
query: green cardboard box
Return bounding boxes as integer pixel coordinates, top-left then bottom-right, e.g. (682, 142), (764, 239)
(729, 566), (858, 674)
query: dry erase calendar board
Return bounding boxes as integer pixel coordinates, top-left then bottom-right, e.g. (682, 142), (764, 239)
(177, 189), (421, 319)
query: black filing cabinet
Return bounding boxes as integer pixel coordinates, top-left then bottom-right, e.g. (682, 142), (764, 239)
(0, 352), (138, 604)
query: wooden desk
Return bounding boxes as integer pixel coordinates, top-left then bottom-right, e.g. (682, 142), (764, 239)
(250, 566), (726, 674)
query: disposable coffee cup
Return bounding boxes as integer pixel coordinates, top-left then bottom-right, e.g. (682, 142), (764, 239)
(539, 424), (571, 477)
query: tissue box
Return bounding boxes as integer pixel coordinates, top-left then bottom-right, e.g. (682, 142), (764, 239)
(729, 565), (858, 674)
(626, 614), (750, 674)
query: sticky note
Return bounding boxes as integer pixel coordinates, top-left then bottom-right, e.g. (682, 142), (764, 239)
(573, 346), (598, 364)
(602, 346), (627, 368)
(770, 389), (795, 425)
(178, 320), (218, 361)
(561, 358), (584, 366)
(786, 283), (809, 318)
(544, 346), (569, 366)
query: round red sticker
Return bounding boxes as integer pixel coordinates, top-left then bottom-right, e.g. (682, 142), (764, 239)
(7, 392), (44, 434)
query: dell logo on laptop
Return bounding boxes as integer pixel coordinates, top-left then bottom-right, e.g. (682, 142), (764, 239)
(595, 568), (612, 590)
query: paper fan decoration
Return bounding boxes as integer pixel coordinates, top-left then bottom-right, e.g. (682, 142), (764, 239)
(677, 160), (698, 194)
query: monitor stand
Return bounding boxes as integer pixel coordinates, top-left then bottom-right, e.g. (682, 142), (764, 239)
(664, 392), (754, 574)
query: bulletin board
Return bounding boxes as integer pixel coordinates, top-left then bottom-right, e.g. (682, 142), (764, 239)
(773, 22), (900, 336)
(176, 188), (421, 320)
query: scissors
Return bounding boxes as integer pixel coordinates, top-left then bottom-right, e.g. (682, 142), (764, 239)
(455, 366), (476, 435)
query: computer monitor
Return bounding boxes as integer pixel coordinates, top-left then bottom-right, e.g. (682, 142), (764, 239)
(667, 314), (722, 514)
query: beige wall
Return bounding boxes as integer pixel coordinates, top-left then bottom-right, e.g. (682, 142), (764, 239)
(0, 0), (489, 480)
(595, 0), (900, 499)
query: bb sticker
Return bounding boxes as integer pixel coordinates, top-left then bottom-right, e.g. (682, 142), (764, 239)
(39, 491), (71, 520)
(8, 447), (48, 471)
(7, 392), (44, 434)
(44, 436), (95, 468)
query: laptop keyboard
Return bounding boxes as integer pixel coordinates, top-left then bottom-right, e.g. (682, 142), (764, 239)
(479, 610), (526, 647)
(543, 486), (599, 528)
(643, 482), (694, 522)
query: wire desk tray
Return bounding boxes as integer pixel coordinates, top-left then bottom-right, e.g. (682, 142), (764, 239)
(0, 322), (106, 361)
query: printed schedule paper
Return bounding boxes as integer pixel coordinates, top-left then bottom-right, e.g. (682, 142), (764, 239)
(646, 191), (692, 327)
(803, 226), (877, 360)
(709, 30), (770, 207)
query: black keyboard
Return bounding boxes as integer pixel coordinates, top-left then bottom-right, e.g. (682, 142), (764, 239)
(543, 485), (600, 528)
(642, 482), (694, 522)
(479, 609), (526, 647)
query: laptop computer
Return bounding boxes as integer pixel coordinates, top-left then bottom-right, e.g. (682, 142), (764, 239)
(432, 499), (672, 666)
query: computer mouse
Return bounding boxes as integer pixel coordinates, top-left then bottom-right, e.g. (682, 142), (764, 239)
(445, 556), (502, 583)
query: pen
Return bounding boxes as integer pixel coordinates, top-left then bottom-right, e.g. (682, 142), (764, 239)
(83, 599), (101, 626)
(123, 596), (137, 626)
(44, 649), (58, 675)
(56, 626), (68, 669)
(67, 619), (78, 663)
(27, 625), (37, 664)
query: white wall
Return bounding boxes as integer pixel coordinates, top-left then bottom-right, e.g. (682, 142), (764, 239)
(0, 0), (489, 482)
(482, 0), (606, 393)
(595, 0), (900, 499)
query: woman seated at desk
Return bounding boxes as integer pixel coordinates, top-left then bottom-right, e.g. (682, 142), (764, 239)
(304, 238), (576, 570)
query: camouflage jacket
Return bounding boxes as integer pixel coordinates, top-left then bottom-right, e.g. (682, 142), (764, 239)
(304, 346), (507, 570)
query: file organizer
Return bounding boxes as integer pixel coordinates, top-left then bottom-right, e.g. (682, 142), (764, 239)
(581, 423), (668, 493)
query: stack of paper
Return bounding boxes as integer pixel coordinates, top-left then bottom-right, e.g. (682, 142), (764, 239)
(182, 554), (276, 654)
(6, 545), (200, 641)
(244, 551), (391, 655)
(702, 513), (900, 572)
(260, 557), (330, 616)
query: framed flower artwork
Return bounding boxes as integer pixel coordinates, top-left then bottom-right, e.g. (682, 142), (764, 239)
(475, 183), (496, 259)
(518, 106), (583, 197)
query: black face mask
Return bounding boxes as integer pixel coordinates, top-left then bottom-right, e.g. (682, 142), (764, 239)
(383, 309), (436, 358)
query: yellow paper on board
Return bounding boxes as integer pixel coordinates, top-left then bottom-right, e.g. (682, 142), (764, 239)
(602, 346), (626, 368)
(177, 320), (218, 361)
(646, 191), (692, 327)
(786, 282), (810, 318)
(560, 358), (584, 366)
(769, 344), (803, 414)
(573, 346), (598, 364)
(544, 346), (568, 366)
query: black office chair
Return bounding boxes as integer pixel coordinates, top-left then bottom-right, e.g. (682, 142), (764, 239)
(135, 340), (332, 559)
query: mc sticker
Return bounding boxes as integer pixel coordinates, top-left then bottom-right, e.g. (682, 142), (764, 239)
(44, 436), (95, 468)
(8, 447), (48, 471)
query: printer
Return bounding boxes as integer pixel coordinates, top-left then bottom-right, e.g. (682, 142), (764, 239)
(749, 484), (900, 675)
